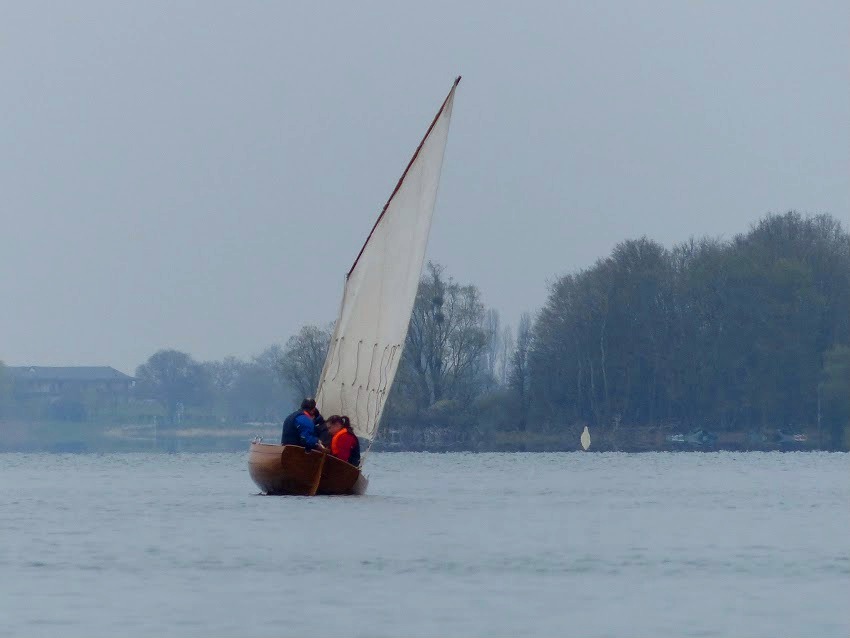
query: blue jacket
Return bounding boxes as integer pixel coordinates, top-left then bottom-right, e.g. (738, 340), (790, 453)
(281, 410), (320, 449)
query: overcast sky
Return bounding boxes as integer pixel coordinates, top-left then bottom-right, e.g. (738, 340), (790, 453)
(1, 1), (848, 374)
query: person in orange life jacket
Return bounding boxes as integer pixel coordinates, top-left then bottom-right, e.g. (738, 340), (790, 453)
(326, 415), (361, 466)
(281, 398), (327, 451)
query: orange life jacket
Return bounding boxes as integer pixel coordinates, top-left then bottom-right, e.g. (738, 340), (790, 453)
(331, 428), (360, 465)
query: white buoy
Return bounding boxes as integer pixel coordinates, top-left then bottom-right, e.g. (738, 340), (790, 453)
(580, 426), (591, 451)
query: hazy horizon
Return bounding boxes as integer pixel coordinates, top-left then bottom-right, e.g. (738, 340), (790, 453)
(2, 1), (848, 375)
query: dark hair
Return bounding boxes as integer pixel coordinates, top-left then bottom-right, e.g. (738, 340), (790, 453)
(301, 398), (317, 411)
(327, 415), (352, 431)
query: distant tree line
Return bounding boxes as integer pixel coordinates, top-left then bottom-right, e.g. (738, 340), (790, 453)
(2, 212), (847, 450)
(281, 212), (849, 449)
(529, 212), (849, 447)
(132, 346), (295, 426)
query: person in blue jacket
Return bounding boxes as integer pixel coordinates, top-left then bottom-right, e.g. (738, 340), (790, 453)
(281, 398), (327, 451)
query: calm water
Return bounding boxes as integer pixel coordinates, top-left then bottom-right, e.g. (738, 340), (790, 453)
(0, 452), (847, 637)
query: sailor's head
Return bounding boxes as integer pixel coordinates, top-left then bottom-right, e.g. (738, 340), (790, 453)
(327, 415), (343, 435)
(327, 415), (351, 436)
(300, 398), (317, 416)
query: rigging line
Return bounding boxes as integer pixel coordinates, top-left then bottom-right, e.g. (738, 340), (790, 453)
(371, 346), (398, 443)
(372, 389), (381, 436)
(376, 344), (391, 392)
(364, 342), (379, 392)
(354, 384), (362, 427)
(364, 387), (374, 438)
(374, 388), (382, 432)
(367, 346), (392, 440)
(374, 389), (386, 438)
(330, 337), (343, 381)
(351, 340), (363, 385)
(382, 346), (398, 399)
(377, 344), (394, 394)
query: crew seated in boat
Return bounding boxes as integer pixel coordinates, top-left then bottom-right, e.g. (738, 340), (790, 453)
(326, 415), (361, 467)
(281, 398), (326, 451)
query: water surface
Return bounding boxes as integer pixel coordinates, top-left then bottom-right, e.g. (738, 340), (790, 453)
(1, 452), (847, 637)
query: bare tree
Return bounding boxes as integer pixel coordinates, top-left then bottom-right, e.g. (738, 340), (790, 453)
(497, 324), (514, 386)
(484, 309), (501, 380)
(401, 262), (490, 409)
(278, 324), (333, 399)
(509, 313), (533, 429)
(202, 348), (292, 422)
(135, 350), (210, 424)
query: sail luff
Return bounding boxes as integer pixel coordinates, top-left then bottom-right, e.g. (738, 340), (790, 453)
(347, 76), (461, 278)
(314, 277), (349, 403)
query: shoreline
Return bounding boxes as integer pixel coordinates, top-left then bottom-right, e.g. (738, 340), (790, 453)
(1, 420), (844, 453)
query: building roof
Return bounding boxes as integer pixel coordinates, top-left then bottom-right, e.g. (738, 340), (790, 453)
(7, 366), (134, 381)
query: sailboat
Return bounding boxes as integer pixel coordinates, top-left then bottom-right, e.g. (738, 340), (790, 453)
(248, 77), (461, 495)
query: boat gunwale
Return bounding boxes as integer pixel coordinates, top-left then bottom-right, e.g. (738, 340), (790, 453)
(248, 442), (362, 471)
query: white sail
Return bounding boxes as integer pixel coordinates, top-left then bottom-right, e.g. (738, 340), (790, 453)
(316, 78), (460, 442)
(581, 426), (591, 451)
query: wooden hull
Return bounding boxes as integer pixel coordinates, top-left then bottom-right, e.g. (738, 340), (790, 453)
(248, 442), (368, 496)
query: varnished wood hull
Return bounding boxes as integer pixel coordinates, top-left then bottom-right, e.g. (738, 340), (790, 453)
(248, 442), (368, 496)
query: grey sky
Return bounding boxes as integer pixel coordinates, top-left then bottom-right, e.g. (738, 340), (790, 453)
(2, 1), (848, 375)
